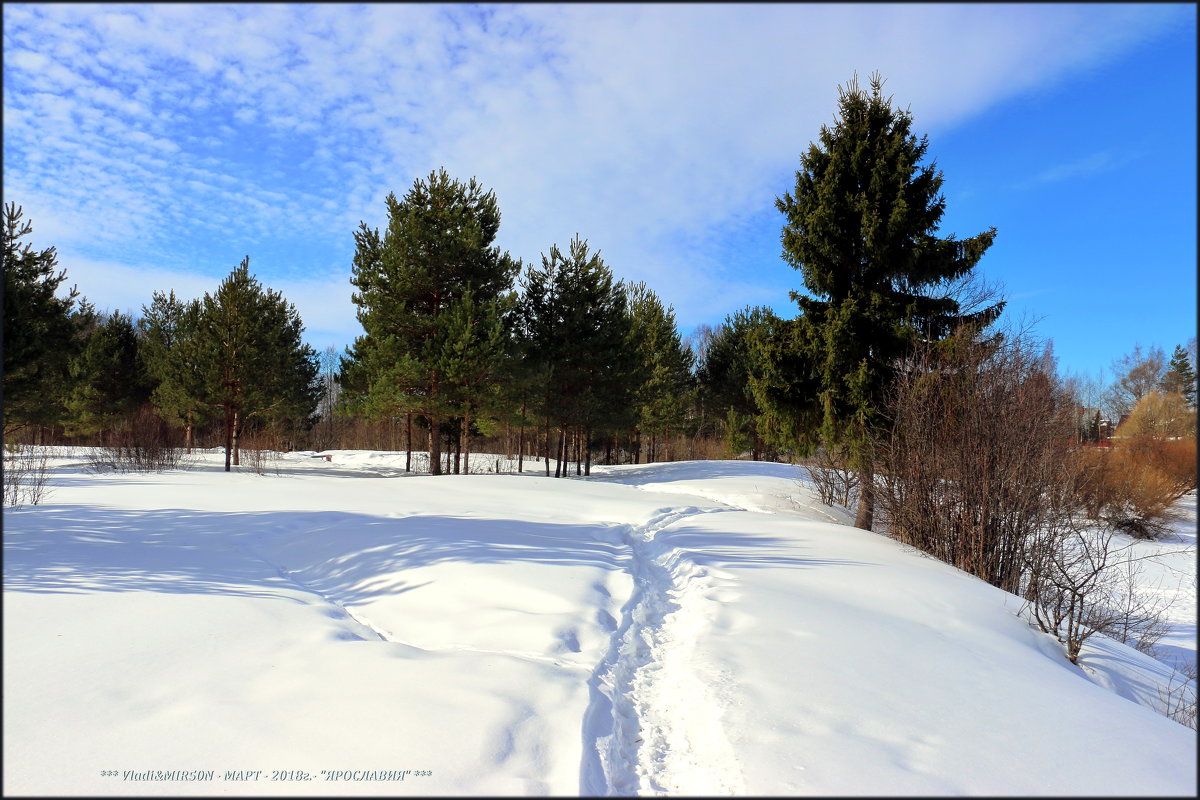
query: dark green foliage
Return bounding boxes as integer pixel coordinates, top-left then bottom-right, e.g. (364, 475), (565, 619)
(773, 72), (1003, 527)
(1162, 344), (1197, 408)
(64, 311), (152, 436)
(521, 235), (632, 474)
(439, 289), (514, 470)
(626, 282), (695, 460)
(697, 305), (779, 458)
(2, 202), (81, 435)
(346, 168), (518, 474)
(139, 291), (210, 449)
(197, 257), (320, 470)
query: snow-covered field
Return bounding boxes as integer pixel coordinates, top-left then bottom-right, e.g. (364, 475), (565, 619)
(3, 448), (1196, 796)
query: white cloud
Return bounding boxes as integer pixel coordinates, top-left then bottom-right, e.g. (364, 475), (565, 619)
(3, 1), (1189, 342)
(1019, 152), (1124, 189)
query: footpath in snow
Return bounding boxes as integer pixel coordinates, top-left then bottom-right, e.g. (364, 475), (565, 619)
(3, 449), (1196, 796)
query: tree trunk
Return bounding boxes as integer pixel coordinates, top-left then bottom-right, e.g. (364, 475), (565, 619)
(585, 428), (593, 476)
(517, 399), (526, 473)
(223, 404), (233, 472)
(405, 413), (412, 472)
(232, 410), (241, 466)
(544, 417), (551, 477)
(454, 417), (462, 474)
(562, 425), (569, 477)
(462, 406), (471, 475)
(428, 413), (442, 475)
(185, 411), (194, 454)
(854, 464), (875, 531)
(554, 424), (562, 478)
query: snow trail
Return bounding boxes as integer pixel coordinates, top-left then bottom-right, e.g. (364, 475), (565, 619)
(587, 506), (745, 795)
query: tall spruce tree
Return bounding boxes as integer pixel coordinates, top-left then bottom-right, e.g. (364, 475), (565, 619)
(2, 202), (82, 437)
(774, 72), (1003, 529)
(1162, 343), (1197, 408)
(346, 168), (518, 474)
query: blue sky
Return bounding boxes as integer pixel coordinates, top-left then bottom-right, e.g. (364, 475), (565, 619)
(3, 3), (1195, 380)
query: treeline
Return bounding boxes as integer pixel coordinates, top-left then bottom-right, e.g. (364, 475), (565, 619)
(3, 208), (319, 472)
(1, 185), (737, 474)
(5, 71), (1195, 506)
(336, 169), (716, 477)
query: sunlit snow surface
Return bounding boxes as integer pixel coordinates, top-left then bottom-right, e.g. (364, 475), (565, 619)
(4, 448), (1196, 796)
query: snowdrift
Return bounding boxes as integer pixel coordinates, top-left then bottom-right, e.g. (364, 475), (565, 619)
(3, 450), (1195, 796)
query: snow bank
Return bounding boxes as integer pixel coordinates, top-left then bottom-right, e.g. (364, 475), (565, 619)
(3, 451), (1195, 795)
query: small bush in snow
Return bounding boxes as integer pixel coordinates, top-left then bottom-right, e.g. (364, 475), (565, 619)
(86, 405), (186, 473)
(1158, 661), (1198, 730)
(1076, 438), (1196, 540)
(3, 442), (52, 508)
(804, 444), (858, 509)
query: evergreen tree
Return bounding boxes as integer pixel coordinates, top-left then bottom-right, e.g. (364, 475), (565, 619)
(196, 257), (320, 471)
(438, 289), (513, 473)
(774, 72), (1003, 529)
(346, 168), (518, 474)
(626, 282), (694, 463)
(64, 311), (152, 437)
(521, 236), (631, 476)
(1162, 344), (1197, 408)
(697, 305), (778, 459)
(139, 291), (209, 451)
(2, 202), (81, 437)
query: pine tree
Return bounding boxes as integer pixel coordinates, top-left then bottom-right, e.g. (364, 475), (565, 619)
(139, 291), (209, 451)
(1162, 344), (1197, 408)
(438, 289), (512, 473)
(2, 202), (81, 437)
(64, 311), (152, 438)
(626, 282), (694, 463)
(521, 236), (631, 476)
(346, 169), (518, 474)
(196, 257), (320, 471)
(774, 72), (1003, 529)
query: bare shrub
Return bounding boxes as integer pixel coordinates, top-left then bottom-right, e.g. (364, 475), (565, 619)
(1022, 524), (1126, 664)
(1158, 661), (1198, 730)
(3, 442), (53, 508)
(1021, 518), (1184, 665)
(804, 444), (859, 508)
(1119, 390), (1194, 440)
(86, 406), (185, 473)
(1089, 554), (1176, 655)
(878, 327), (1078, 593)
(239, 431), (281, 476)
(1129, 434), (1197, 499)
(1076, 438), (1195, 539)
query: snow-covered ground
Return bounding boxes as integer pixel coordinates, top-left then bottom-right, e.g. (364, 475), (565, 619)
(3, 448), (1196, 796)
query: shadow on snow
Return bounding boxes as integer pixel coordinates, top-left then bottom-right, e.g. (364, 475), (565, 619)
(4, 504), (871, 606)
